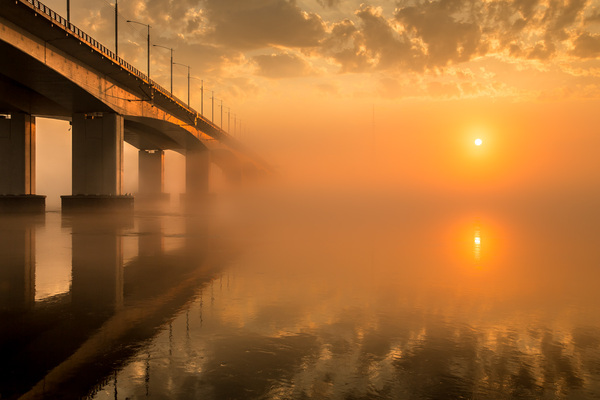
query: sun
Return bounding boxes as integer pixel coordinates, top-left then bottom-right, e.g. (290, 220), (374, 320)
(474, 138), (483, 146)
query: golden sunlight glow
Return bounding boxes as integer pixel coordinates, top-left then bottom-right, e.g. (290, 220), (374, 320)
(475, 138), (482, 146)
(474, 224), (481, 265)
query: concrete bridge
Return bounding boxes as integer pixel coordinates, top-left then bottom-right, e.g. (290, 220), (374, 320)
(0, 0), (268, 212)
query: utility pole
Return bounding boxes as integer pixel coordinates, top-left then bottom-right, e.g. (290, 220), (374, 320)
(67, 0), (70, 23)
(173, 63), (191, 106)
(187, 66), (190, 106)
(115, 0), (118, 56)
(211, 91), (214, 123)
(127, 20), (151, 77)
(153, 44), (174, 92)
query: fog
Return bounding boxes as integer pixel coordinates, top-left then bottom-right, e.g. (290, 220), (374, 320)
(4, 95), (600, 400)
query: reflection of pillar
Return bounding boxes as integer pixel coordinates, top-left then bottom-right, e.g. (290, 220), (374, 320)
(139, 150), (164, 195)
(70, 218), (124, 315)
(0, 219), (36, 311)
(62, 113), (132, 211)
(186, 149), (210, 198)
(0, 113), (45, 212)
(138, 217), (163, 257)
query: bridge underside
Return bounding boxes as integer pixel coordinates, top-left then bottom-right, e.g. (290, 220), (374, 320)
(0, 6), (268, 212)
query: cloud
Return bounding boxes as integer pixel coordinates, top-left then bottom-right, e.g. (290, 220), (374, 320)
(319, 19), (371, 72)
(427, 81), (461, 98)
(571, 33), (600, 58)
(253, 52), (314, 78)
(318, 0), (600, 73)
(317, 0), (342, 9)
(203, 0), (326, 50)
(356, 5), (422, 70)
(315, 82), (339, 94)
(394, 0), (483, 68)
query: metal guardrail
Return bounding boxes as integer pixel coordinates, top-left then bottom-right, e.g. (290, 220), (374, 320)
(20, 0), (227, 136)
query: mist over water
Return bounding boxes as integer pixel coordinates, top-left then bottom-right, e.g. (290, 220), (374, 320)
(1, 175), (599, 399)
(2, 106), (600, 399)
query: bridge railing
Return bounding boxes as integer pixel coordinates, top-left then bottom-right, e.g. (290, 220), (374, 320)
(21, 0), (228, 137)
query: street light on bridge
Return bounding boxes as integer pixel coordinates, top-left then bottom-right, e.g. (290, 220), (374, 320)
(173, 62), (191, 107)
(211, 91), (215, 123)
(189, 76), (205, 116)
(153, 44), (174, 93)
(126, 20), (151, 78)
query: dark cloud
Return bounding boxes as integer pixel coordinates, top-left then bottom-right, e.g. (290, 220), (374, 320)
(356, 5), (422, 70)
(316, 0), (600, 73)
(395, 0), (483, 68)
(253, 53), (314, 78)
(203, 0), (326, 50)
(571, 32), (600, 58)
(320, 19), (371, 72)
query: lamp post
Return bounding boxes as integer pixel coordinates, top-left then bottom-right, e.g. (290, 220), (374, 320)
(153, 44), (173, 93)
(126, 20), (151, 78)
(211, 91), (214, 123)
(173, 62), (191, 106)
(115, 0), (118, 56)
(66, 0), (70, 23)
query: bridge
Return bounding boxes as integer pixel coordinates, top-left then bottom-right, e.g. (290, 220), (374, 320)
(0, 0), (269, 212)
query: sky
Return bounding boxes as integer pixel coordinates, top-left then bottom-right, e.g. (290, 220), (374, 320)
(35, 0), (600, 204)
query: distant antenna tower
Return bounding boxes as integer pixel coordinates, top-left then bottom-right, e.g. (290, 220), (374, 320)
(371, 103), (375, 164)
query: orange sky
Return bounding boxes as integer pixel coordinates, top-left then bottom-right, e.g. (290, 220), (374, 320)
(34, 0), (600, 204)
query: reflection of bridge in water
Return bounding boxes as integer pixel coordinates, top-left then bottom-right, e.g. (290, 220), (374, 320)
(0, 0), (269, 213)
(0, 213), (232, 399)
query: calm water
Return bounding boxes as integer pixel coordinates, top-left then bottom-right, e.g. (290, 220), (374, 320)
(1, 192), (600, 399)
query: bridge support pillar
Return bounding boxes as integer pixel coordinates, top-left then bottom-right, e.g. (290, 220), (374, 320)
(137, 150), (169, 204)
(182, 149), (210, 209)
(62, 113), (133, 213)
(0, 113), (45, 213)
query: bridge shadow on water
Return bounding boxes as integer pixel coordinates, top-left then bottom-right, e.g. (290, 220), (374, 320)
(0, 210), (233, 399)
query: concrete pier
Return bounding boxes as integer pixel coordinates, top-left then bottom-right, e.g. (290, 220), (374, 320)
(186, 149), (210, 196)
(62, 113), (133, 213)
(0, 113), (45, 213)
(182, 149), (210, 211)
(137, 150), (169, 205)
